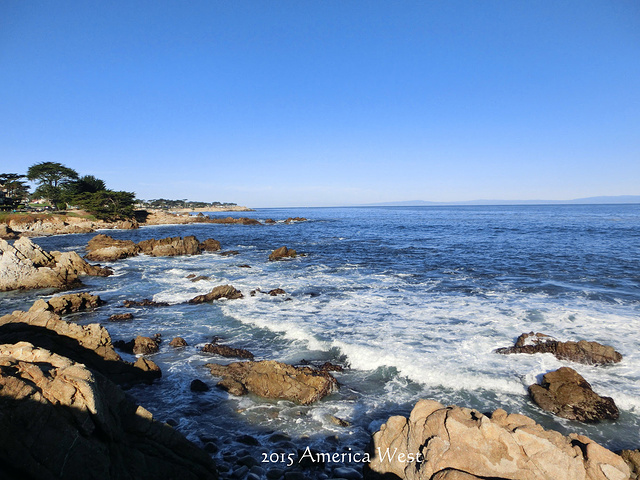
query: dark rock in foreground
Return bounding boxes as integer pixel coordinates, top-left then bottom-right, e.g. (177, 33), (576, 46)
(268, 246), (297, 261)
(365, 399), (629, 480)
(0, 342), (217, 480)
(205, 360), (338, 405)
(188, 285), (243, 304)
(529, 366), (619, 422)
(202, 343), (254, 359)
(190, 379), (210, 392)
(495, 331), (622, 365)
(619, 449), (640, 480)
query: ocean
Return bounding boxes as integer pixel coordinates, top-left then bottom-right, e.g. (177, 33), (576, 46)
(2, 204), (639, 476)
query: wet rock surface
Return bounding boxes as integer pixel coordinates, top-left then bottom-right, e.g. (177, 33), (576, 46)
(188, 285), (243, 304)
(86, 234), (223, 261)
(528, 366), (619, 422)
(202, 343), (254, 359)
(32, 292), (105, 315)
(495, 331), (623, 365)
(269, 246), (297, 261)
(123, 298), (170, 308)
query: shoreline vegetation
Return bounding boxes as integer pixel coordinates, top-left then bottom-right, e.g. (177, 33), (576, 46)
(0, 221), (638, 479)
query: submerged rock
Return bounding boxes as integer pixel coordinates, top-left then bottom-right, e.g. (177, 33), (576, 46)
(268, 246), (297, 261)
(0, 342), (217, 480)
(365, 399), (630, 480)
(109, 313), (134, 321)
(529, 367), (619, 422)
(495, 331), (622, 365)
(0, 237), (111, 291)
(205, 360), (338, 405)
(123, 299), (170, 308)
(268, 288), (286, 296)
(201, 343), (254, 359)
(188, 285), (243, 304)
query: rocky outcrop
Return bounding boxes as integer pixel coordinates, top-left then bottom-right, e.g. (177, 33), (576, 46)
(284, 217), (307, 223)
(269, 246), (297, 261)
(365, 399), (630, 480)
(31, 292), (105, 315)
(86, 234), (223, 261)
(0, 223), (18, 239)
(138, 236), (201, 257)
(0, 237), (112, 291)
(109, 313), (134, 321)
(188, 285), (243, 304)
(133, 336), (160, 355)
(201, 343), (254, 359)
(205, 360), (339, 405)
(123, 299), (170, 308)
(495, 332), (623, 365)
(619, 450), (640, 480)
(529, 367), (619, 422)
(0, 307), (160, 385)
(200, 238), (221, 251)
(169, 337), (188, 347)
(0, 342), (217, 480)
(86, 234), (141, 262)
(268, 288), (286, 296)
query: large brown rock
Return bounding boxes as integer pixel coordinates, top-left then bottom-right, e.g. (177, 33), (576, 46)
(0, 237), (111, 291)
(0, 307), (160, 385)
(0, 342), (217, 480)
(138, 235), (201, 256)
(495, 332), (623, 365)
(365, 399), (630, 480)
(529, 367), (619, 422)
(269, 246), (297, 261)
(619, 449), (640, 480)
(86, 234), (140, 261)
(205, 360), (338, 405)
(200, 238), (221, 252)
(31, 292), (105, 315)
(133, 336), (160, 355)
(0, 223), (18, 239)
(188, 285), (243, 304)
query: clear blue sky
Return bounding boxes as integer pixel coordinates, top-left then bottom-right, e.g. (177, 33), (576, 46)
(1, 1), (639, 207)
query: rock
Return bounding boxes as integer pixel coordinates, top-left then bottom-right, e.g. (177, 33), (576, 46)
(190, 275), (209, 282)
(114, 339), (135, 354)
(0, 307), (160, 385)
(284, 217), (307, 223)
(269, 246), (297, 261)
(619, 449), (640, 480)
(109, 313), (134, 321)
(268, 288), (286, 296)
(329, 415), (351, 427)
(202, 343), (254, 359)
(123, 299), (170, 307)
(495, 332), (622, 365)
(86, 234), (141, 262)
(238, 264), (251, 268)
(528, 367), (619, 422)
(205, 360), (339, 405)
(0, 223), (18, 239)
(200, 238), (221, 252)
(190, 379), (210, 392)
(319, 361), (344, 372)
(188, 285), (243, 304)
(365, 399), (630, 480)
(220, 250), (240, 256)
(133, 356), (162, 379)
(0, 342), (216, 479)
(133, 336), (160, 355)
(115, 219), (138, 229)
(169, 337), (188, 347)
(138, 235), (201, 257)
(264, 219), (276, 224)
(0, 237), (111, 291)
(31, 292), (105, 315)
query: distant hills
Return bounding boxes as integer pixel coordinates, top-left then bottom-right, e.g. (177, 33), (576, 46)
(364, 195), (640, 207)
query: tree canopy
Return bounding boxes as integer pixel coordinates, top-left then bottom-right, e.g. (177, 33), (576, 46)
(27, 162), (79, 207)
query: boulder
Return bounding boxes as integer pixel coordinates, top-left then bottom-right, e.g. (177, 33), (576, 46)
(30, 292), (105, 315)
(86, 234), (140, 262)
(205, 360), (338, 405)
(365, 399), (630, 480)
(188, 285), (243, 304)
(619, 449), (640, 480)
(0, 237), (111, 291)
(190, 379), (210, 392)
(284, 217), (307, 223)
(138, 236), (201, 257)
(201, 343), (254, 359)
(0, 342), (217, 480)
(495, 332), (622, 365)
(169, 337), (188, 347)
(269, 246), (297, 261)
(0, 307), (160, 385)
(529, 367), (619, 422)
(268, 288), (286, 296)
(109, 313), (134, 321)
(200, 238), (221, 252)
(264, 219), (276, 224)
(133, 336), (159, 355)
(0, 223), (18, 239)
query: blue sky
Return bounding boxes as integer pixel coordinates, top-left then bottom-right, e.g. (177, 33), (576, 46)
(1, 1), (639, 207)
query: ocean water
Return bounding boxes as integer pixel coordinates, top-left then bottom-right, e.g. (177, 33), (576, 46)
(2, 205), (640, 473)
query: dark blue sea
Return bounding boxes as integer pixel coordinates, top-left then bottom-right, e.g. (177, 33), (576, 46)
(2, 204), (639, 471)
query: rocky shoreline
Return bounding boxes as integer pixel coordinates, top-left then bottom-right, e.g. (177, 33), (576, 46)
(0, 230), (638, 479)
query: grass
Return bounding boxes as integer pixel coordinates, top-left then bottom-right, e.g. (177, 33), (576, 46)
(0, 210), (97, 224)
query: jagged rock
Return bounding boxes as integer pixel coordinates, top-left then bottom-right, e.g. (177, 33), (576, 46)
(284, 217), (307, 223)
(619, 449), (640, 480)
(365, 399), (630, 480)
(169, 337), (188, 347)
(188, 285), (243, 304)
(190, 379), (210, 392)
(329, 415), (351, 427)
(85, 234), (140, 262)
(109, 313), (134, 321)
(0, 307), (160, 385)
(264, 219), (276, 224)
(0, 223), (18, 239)
(30, 293), (104, 316)
(0, 237), (111, 291)
(123, 299), (170, 308)
(268, 288), (286, 296)
(190, 275), (209, 282)
(268, 246), (297, 261)
(0, 342), (216, 479)
(200, 238), (221, 252)
(138, 236), (201, 257)
(529, 367), (619, 422)
(495, 331), (623, 365)
(201, 343), (254, 359)
(205, 360), (338, 405)
(115, 219), (138, 229)
(133, 336), (159, 355)
(319, 361), (344, 372)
